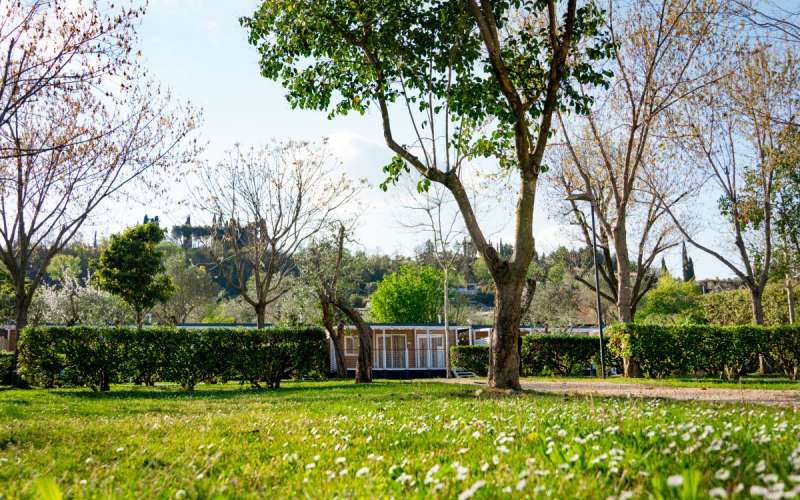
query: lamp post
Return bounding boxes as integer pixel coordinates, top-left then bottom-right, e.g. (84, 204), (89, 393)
(565, 191), (606, 379)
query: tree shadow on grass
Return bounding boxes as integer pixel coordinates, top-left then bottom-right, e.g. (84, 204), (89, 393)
(47, 380), (463, 403)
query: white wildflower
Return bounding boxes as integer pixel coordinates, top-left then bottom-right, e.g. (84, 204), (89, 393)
(453, 461), (468, 481)
(458, 480), (487, 500)
(667, 475), (684, 488)
(715, 469), (731, 481)
(356, 467), (369, 477)
(708, 487), (728, 498)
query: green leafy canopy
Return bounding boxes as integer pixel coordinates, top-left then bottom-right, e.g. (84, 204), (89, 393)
(242, 0), (613, 188)
(92, 223), (175, 323)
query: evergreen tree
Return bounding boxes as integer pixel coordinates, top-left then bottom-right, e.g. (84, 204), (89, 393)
(93, 222), (175, 327)
(681, 241), (695, 281)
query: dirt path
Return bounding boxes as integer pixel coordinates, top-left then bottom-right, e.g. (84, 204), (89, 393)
(437, 378), (800, 407)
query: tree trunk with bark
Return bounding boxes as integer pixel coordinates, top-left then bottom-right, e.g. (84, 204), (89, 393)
(613, 231), (642, 377)
(321, 302), (347, 378)
(443, 269), (450, 378)
(787, 276), (796, 324)
(255, 302), (267, 329)
(333, 299), (372, 383)
(489, 280), (523, 390)
(751, 287), (765, 325)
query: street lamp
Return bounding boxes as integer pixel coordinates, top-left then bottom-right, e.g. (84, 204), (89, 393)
(565, 191), (606, 379)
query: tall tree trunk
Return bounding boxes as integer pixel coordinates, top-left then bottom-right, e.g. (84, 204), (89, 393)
(354, 322), (373, 384)
(332, 322), (347, 378)
(750, 286), (765, 325)
(320, 302), (347, 377)
(255, 303), (267, 329)
(489, 280), (523, 390)
(785, 276), (795, 324)
(443, 269), (450, 378)
(12, 291), (31, 351)
(333, 300), (372, 383)
(750, 286), (768, 374)
(615, 233), (641, 377)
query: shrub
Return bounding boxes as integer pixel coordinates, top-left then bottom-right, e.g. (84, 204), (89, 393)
(521, 335), (604, 376)
(18, 326), (327, 391)
(770, 325), (800, 380)
(607, 323), (774, 380)
(0, 351), (14, 385)
(450, 335), (611, 377)
(636, 275), (705, 325)
(450, 345), (489, 376)
(701, 284), (798, 326)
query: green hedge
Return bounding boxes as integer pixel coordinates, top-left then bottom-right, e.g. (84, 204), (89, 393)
(450, 345), (489, 376)
(450, 335), (610, 377)
(0, 351), (13, 385)
(18, 326), (327, 390)
(521, 335), (608, 376)
(607, 323), (800, 380)
(701, 284), (797, 326)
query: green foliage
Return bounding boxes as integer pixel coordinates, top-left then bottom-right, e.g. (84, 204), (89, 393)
(370, 265), (443, 323)
(606, 323), (789, 380)
(0, 350), (14, 385)
(92, 223), (175, 325)
(17, 326), (327, 391)
(700, 283), (798, 326)
(635, 274), (705, 325)
(449, 345), (489, 376)
(156, 254), (220, 324)
(46, 254), (81, 283)
(242, 0), (612, 184)
(521, 335), (609, 376)
(450, 335), (610, 377)
(770, 325), (800, 380)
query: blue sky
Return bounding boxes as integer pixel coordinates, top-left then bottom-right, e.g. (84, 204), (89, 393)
(98, 0), (733, 279)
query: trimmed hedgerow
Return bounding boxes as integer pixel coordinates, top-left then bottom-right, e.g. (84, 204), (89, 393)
(17, 326), (327, 391)
(606, 323), (791, 380)
(450, 334), (611, 377)
(520, 335), (605, 376)
(450, 345), (489, 376)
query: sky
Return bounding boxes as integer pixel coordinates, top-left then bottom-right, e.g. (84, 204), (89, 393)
(91, 0), (735, 280)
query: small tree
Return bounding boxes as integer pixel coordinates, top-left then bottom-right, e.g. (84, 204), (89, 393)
(155, 254), (220, 324)
(195, 141), (357, 328)
(300, 224), (374, 383)
(370, 265), (443, 324)
(635, 275), (705, 325)
(93, 223), (175, 327)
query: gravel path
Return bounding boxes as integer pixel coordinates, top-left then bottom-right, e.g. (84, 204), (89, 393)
(438, 378), (800, 407)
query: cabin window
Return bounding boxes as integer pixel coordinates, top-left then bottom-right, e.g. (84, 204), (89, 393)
(344, 336), (360, 356)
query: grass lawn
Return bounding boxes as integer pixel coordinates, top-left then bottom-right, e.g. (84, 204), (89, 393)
(522, 375), (800, 390)
(1, 381), (800, 499)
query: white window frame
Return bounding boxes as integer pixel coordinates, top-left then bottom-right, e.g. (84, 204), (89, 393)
(344, 335), (359, 356)
(376, 333), (408, 369)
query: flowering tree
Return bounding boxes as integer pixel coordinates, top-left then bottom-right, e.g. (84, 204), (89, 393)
(0, 1), (199, 337)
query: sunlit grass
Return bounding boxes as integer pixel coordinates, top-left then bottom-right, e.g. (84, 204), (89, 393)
(1, 381), (799, 498)
(522, 375), (800, 390)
